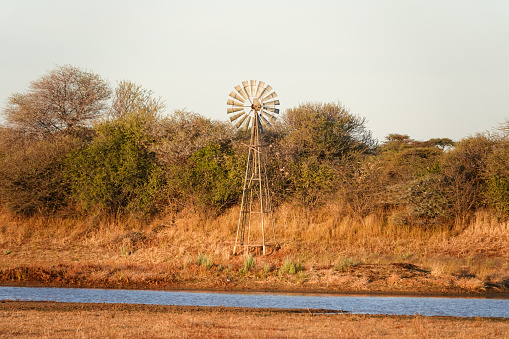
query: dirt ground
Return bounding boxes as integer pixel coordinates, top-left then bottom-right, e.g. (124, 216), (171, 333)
(1, 301), (508, 338)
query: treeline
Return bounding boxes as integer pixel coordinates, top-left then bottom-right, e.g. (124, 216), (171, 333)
(1, 65), (508, 225)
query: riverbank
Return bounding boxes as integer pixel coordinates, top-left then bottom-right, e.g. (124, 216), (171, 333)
(0, 209), (508, 297)
(1, 301), (508, 338)
(2, 261), (509, 297)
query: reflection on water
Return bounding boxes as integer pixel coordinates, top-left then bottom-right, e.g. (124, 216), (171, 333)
(1, 286), (508, 318)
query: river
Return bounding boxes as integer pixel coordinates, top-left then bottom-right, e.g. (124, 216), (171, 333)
(1, 286), (508, 318)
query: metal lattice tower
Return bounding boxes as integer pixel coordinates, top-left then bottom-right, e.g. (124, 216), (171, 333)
(227, 80), (279, 255)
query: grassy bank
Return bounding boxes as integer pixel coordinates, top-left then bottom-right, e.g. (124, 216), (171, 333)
(0, 205), (508, 295)
(1, 301), (508, 338)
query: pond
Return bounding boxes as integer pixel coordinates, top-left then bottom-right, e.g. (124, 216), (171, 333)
(1, 286), (508, 318)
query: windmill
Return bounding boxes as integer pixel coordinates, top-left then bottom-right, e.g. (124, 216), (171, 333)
(227, 80), (279, 255)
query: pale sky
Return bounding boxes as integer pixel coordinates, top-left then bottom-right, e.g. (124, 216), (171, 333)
(1, 0), (508, 142)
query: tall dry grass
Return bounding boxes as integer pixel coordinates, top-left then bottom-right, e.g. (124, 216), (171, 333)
(0, 203), (508, 288)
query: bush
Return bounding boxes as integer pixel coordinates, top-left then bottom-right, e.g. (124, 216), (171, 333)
(243, 255), (256, 271)
(279, 259), (303, 274)
(336, 154), (388, 216)
(0, 131), (80, 215)
(441, 135), (494, 215)
(279, 102), (376, 160)
(272, 102), (376, 205)
(404, 174), (450, 220)
(166, 142), (244, 211)
(65, 113), (164, 215)
(334, 256), (360, 272)
(484, 141), (509, 215)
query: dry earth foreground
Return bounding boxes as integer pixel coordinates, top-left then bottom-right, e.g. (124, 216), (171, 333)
(0, 207), (508, 296)
(0, 301), (508, 338)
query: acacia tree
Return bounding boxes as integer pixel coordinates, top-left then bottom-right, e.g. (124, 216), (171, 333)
(3, 65), (111, 136)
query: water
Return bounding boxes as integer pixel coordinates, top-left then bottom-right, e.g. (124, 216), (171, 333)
(1, 286), (508, 318)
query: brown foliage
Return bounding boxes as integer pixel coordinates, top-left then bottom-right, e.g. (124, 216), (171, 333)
(3, 65), (111, 136)
(0, 131), (81, 215)
(441, 134), (495, 216)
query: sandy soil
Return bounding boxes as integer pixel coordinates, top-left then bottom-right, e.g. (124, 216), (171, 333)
(1, 301), (508, 338)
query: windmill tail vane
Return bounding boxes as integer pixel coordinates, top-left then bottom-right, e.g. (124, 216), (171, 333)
(227, 80), (280, 256)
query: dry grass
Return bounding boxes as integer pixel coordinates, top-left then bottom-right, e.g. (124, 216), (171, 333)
(0, 301), (508, 339)
(0, 206), (508, 294)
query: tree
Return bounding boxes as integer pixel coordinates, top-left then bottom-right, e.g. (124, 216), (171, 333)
(441, 134), (494, 216)
(279, 102), (376, 160)
(65, 83), (165, 215)
(177, 143), (244, 211)
(153, 110), (239, 212)
(273, 102), (376, 204)
(109, 80), (165, 120)
(3, 65), (111, 136)
(498, 118), (509, 137)
(154, 109), (234, 165)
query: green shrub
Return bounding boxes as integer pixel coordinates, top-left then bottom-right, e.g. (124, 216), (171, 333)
(334, 256), (360, 272)
(65, 114), (164, 215)
(280, 102), (375, 160)
(280, 259), (303, 274)
(196, 253), (213, 269)
(169, 143), (244, 211)
(243, 255), (256, 271)
(484, 141), (509, 215)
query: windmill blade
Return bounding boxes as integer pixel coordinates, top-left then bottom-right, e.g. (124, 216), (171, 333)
(258, 117), (266, 133)
(235, 113), (249, 129)
(229, 111), (246, 122)
(265, 107), (279, 114)
(229, 91), (245, 103)
(262, 92), (278, 103)
(263, 99), (280, 106)
(234, 85), (249, 101)
(250, 80), (257, 96)
(255, 81), (265, 97)
(258, 85), (272, 99)
(242, 116), (252, 131)
(241, 81), (251, 100)
(227, 107), (245, 114)
(264, 106), (280, 114)
(262, 111), (278, 124)
(227, 98), (245, 107)
(227, 81), (279, 131)
(259, 113), (271, 126)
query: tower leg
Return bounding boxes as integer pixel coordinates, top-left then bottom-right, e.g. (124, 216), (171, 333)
(233, 112), (277, 256)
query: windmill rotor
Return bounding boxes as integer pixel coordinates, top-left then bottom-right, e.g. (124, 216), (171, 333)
(227, 80), (280, 130)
